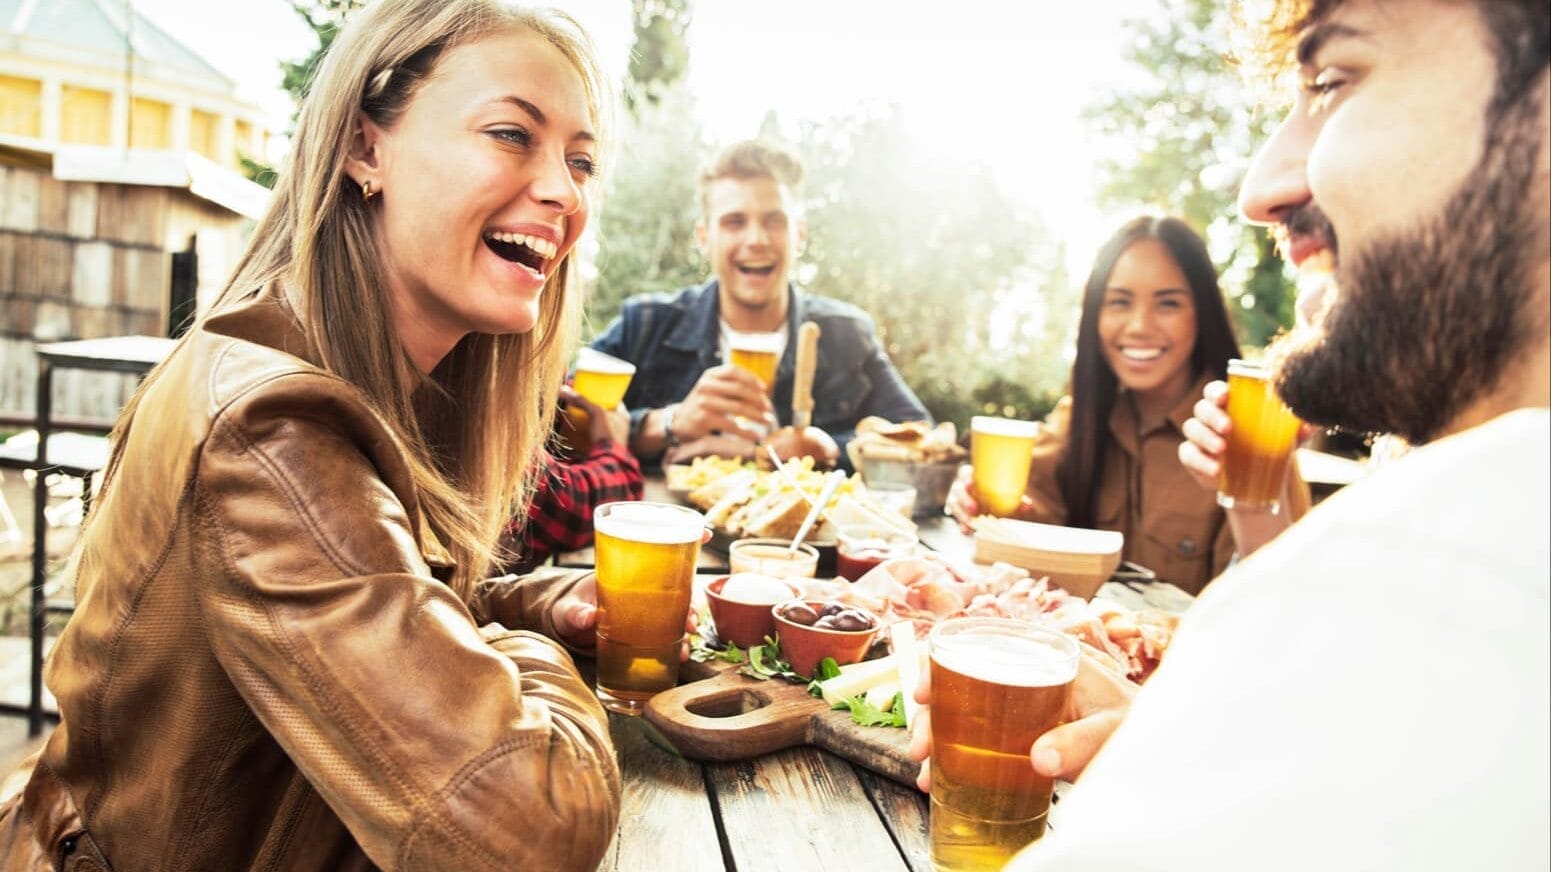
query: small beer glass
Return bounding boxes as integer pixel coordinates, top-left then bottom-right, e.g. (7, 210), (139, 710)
(1217, 359), (1302, 513)
(592, 501), (705, 715)
(970, 416), (1038, 518)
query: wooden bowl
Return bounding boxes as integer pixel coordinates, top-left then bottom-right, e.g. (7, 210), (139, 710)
(705, 574), (801, 650)
(772, 600), (881, 678)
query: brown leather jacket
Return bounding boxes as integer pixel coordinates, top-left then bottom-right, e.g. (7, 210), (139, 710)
(1020, 372), (1310, 595)
(0, 290), (621, 870)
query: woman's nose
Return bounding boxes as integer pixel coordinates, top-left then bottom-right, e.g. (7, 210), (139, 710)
(530, 153), (582, 214)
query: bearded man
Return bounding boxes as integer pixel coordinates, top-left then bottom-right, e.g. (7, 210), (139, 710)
(926, 1), (1548, 867)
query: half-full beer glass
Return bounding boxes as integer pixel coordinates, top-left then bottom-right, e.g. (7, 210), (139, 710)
(1218, 359), (1302, 513)
(592, 501), (704, 715)
(929, 618), (1078, 870)
(971, 417), (1038, 518)
(562, 348), (637, 457)
(727, 331), (783, 392)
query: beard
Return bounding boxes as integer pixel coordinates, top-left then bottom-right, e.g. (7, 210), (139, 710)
(1269, 87), (1546, 445)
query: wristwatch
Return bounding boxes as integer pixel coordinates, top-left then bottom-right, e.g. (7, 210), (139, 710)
(660, 404), (681, 449)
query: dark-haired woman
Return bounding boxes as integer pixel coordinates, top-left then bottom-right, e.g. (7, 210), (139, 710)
(948, 216), (1309, 595)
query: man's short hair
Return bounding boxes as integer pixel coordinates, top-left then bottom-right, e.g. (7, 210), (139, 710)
(1240, 0), (1549, 115)
(697, 139), (805, 215)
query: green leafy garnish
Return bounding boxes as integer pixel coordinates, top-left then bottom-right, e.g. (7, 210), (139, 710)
(837, 691), (908, 728)
(806, 657), (842, 696)
(737, 635), (805, 682)
(688, 634), (745, 665)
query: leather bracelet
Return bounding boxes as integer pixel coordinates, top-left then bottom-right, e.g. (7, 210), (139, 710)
(660, 404), (681, 449)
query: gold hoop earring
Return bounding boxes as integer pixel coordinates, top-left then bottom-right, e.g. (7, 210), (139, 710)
(361, 180), (375, 202)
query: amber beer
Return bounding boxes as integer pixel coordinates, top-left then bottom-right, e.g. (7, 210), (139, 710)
(929, 619), (1079, 870)
(971, 417), (1038, 517)
(1218, 359), (1302, 513)
(592, 501), (704, 715)
(561, 348), (636, 457)
(728, 331), (783, 392)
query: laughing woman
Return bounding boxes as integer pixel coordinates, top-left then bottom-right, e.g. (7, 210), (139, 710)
(949, 216), (1309, 594)
(0, 2), (623, 869)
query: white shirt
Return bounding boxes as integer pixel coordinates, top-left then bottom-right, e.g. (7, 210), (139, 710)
(1015, 408), (1551, 871)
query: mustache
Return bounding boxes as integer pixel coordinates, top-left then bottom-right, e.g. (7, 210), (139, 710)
(1279, 203), (1339, 254)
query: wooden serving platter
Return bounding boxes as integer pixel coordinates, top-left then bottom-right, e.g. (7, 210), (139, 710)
(643, 657), (918, 787)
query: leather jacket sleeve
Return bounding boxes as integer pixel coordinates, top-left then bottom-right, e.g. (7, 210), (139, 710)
(192, 374), (619, 871)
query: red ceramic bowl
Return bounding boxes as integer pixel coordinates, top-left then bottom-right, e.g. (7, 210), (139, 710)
(705, 574), (801, 650)
(771, 600), (881, 678)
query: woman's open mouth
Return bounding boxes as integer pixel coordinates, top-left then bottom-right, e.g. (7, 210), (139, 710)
(483, 231), (556, 274)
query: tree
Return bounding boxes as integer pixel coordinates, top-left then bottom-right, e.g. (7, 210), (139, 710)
(241, 0), (364, 189)
(794, 108), (1070, 429)
(588, 0), (705, 334)
(1084, 0), (1295, 347)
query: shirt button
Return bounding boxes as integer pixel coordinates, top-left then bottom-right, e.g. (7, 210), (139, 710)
(1178, 538), (1197, 555)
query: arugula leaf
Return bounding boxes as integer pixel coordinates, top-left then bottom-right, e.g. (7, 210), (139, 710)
(814, 657), (842, 680)
(843, 693), (907, 728)
(688, 634), (745, 665)
(737, 637), (805, 682)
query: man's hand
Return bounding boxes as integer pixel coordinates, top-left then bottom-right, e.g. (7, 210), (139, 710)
(1178, 379), (1233, 491)
(908, 647), (1138, 793)
(674, 365), (777, 443)
(665, 432), (760, 465)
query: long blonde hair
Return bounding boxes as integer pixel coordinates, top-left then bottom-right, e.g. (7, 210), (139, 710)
(104, 0), (612, 599)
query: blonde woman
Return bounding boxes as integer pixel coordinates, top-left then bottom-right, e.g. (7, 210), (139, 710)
(0, 2), (623, 868)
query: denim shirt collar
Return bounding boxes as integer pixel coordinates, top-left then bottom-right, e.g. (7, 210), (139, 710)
(661, 278), (808, 381)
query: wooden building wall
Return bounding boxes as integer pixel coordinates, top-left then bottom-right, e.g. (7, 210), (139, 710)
(0, 164), (247, 423)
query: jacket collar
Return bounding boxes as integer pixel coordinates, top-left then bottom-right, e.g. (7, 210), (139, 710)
(661, 278), (807, 380)
(203, 284), (454, 571)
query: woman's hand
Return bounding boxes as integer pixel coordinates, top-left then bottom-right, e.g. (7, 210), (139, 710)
(550, 532), (712, 656)
(908, 647), (1138, 793)
(945, 465), (980, 533)
(560, 385), (629, 447)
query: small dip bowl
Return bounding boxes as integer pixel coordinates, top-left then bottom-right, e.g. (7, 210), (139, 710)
(771, 599), (881, 678)
(705, 574), (802, 650)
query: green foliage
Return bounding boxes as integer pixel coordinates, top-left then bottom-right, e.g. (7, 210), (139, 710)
(793, 108), (1071, 433)
(626, 0), (691, 110)
(1083, 0), (1295, 348)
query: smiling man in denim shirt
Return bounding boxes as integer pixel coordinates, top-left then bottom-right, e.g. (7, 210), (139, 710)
(592, 139), (928, 470)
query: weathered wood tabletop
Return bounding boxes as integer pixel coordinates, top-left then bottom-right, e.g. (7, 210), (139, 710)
(575, 482), (1193, 870)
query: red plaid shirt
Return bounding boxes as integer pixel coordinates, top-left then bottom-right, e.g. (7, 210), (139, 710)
(500, 439), (643, 573)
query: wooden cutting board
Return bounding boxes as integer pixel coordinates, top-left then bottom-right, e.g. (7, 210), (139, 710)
(643, 657), (918, 787)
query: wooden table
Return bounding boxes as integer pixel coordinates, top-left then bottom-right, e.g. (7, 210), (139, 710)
(577, 483), (1193, 869)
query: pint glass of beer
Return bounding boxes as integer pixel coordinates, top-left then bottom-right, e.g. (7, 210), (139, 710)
(928, 618), (1079, 870)
(592, 501), (705, 715)
(727, 331), (783, 392)
(561, 349), (637, 457)
(1217, 359), (1302, 513)
(970, 416), (1038, 518)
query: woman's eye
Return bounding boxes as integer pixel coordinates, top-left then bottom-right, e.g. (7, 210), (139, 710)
(1104, 298), (1129, 309)
(491, 127), (532, 147)
(569, 156), (599, 180)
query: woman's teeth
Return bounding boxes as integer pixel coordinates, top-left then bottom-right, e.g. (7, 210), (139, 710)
(1121, 347), (1163, 361)
(485, 231), (557, 259)
(483, 231), (556, 272)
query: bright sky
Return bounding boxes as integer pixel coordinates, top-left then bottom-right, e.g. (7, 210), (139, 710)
(132, 0), (1155, 272)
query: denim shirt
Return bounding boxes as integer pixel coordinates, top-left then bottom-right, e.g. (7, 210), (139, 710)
(590, 279), (930, 469)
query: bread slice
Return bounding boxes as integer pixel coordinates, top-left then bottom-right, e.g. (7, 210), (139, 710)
(825, 493), (917, 538)
(736, 489), (810, 539)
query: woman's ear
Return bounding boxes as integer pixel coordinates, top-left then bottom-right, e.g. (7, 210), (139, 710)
(344, 110), (387, 190)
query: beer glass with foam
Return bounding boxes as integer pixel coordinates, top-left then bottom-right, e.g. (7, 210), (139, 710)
(970, 416), (1038, 518)
(592, 501), (705, 715)
(928, 618), (1079, 870)
(727, 331), (783, 392)
(1217, 359), (1302, 513)
(562, 348), (636, 457)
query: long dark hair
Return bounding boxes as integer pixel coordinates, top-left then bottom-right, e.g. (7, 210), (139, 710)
(1060, 216), (1240, 529)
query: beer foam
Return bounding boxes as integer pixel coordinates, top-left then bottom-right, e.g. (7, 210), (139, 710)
(595, 502), (705, 544)
(971, 416), (1039, 439)
(575, 347), (637, 375)
(932, 630), (1078, 688)
(727, 330), (784, 353)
